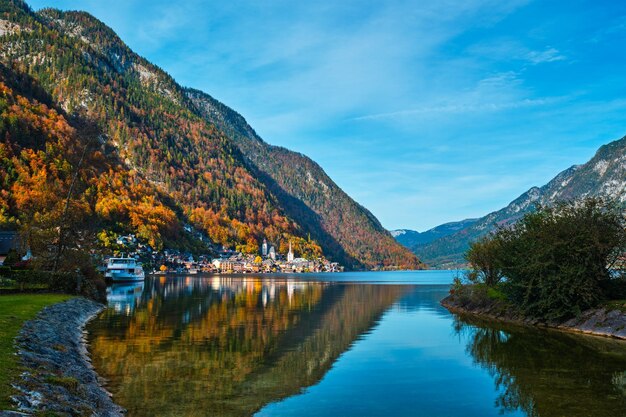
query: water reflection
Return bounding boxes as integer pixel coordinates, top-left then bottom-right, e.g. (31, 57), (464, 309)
(454, 315), (626, 417)
(107, 282), (144, 315)
(88, 276), (407, 417)
(89, 275), (626, 417)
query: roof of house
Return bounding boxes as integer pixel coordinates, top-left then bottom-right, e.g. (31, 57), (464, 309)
(0, 231), (18, 255)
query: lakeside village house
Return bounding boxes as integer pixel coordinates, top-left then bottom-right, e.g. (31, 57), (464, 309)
(110, 229), (342, 274)
(0, 231), (17, 266)
(0, 231), (32, 267)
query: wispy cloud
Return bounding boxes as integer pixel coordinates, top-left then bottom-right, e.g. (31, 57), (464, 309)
(525, 47), (566, 64)
(350, 97), (559, 121)
(466, 40), (567, 65)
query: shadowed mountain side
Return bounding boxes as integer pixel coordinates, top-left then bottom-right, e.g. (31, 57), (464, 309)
(243, 163), (362, 269)
(88, 278), (407, 417)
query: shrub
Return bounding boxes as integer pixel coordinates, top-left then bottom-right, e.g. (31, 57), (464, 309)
(466, 198), (626, 321)
(8, 268), (106, 301)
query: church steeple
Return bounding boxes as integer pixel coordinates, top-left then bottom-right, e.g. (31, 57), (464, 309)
(287, 241), (294, 262)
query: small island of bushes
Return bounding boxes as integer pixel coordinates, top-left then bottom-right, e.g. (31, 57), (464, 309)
(443, 198), (626, 337)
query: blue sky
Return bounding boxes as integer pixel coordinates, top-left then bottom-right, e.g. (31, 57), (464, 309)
(29, 0), (626, 231)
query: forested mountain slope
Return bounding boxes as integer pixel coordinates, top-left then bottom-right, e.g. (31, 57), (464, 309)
(186, 89), (422, 269)
(414, 135), (626, 267)
(0, 60), (187, 258)
(0, 0), (421, 269)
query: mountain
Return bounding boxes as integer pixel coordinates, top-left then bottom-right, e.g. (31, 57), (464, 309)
(0, 0), (421, 269)
(391, 218), (478, 248)
(185, 89), (421, 269)
(414, 135), (626, 267)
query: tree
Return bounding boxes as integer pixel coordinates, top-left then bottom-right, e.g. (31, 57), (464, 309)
(466, 198), (626, 321)
(465, 236), (504, 286)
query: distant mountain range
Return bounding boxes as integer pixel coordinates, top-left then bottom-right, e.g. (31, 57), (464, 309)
(0, 0), (421, 270)
(396, 135), (626, 267)
(390, 218), (478, 248)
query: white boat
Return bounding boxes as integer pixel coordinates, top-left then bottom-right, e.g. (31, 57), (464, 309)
(188, 268), (199, 275)
(105, 257), (145, 282)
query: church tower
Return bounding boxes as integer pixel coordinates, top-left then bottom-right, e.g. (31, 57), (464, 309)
(262, 239), (268, 256)
(287, 241), (294, 262)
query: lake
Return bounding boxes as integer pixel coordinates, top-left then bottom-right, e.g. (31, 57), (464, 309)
(87, 271), (626, 417)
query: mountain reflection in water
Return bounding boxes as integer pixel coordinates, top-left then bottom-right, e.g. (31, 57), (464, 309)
(89, 276), (407, 417)
(88, 273), (626, 417)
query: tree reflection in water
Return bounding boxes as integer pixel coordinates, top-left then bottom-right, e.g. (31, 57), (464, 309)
(453, 314), (626, 417)
(88, 277), (407, 417)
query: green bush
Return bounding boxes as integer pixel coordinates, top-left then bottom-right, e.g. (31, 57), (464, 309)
(466, 198), (626, 321)
(0, 277), (15, 288)
(7, 269), (105, 301)
(10, 270), (55, 289)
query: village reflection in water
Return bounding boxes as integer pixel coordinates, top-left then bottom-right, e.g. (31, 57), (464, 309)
(91, 276), (407, 417)
(105, 276), (325, 316)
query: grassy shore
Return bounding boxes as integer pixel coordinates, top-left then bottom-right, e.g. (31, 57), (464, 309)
(0, 294), (72, 409)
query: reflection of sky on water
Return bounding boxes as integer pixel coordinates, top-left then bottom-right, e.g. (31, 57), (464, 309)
(250, 269), (462, 285)
(256, 283), (522, 417)
(258, 279), (626, 417)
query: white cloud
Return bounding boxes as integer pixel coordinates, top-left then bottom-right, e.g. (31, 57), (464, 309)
(466, 40), (566, 65)
(525, 47), (566, 64)
(350, 97), (557, 121)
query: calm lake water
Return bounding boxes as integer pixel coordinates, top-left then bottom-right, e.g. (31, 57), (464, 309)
(87, 271), (626, 417)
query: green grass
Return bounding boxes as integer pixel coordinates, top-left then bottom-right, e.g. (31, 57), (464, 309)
(0, 294), (72, 410)
(44, 375), (79, 392)
(487, 286), (508, 302)
(603, 300), (626, 313)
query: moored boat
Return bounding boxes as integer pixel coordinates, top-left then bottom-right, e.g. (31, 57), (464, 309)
(105, 257), (145, 282)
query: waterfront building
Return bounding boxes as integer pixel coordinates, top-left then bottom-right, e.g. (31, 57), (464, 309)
(0, 231), (17, 266)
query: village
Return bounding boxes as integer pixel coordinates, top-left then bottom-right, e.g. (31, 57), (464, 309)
(111, 232), (343, 275)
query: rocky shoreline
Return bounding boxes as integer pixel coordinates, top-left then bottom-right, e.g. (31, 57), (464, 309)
(441, 293), (626, 340)
(0, 298), (124, 417)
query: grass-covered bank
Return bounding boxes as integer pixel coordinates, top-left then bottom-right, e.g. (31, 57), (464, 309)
(0, 294), (71, 409)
